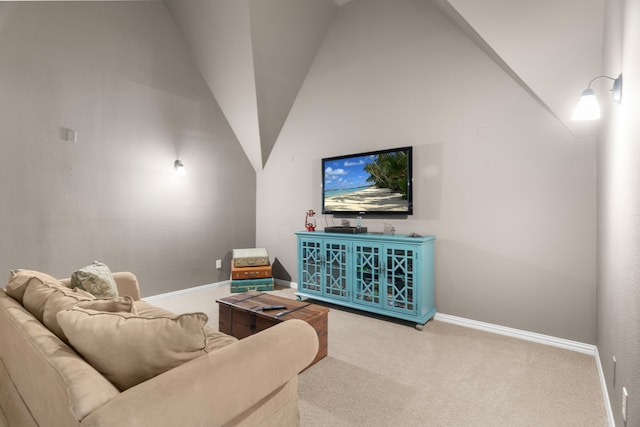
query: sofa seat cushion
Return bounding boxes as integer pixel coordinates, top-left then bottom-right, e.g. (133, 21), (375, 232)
(135, 300), (238, 352)
(70, 261), (119, 299)
(57, 307), (236, 391)
(133, 300), (179, 318)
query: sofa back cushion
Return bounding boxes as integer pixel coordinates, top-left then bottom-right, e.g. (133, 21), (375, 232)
(5, 270), (62, 304)
(134, 300), (238, 352)
(42, 293), (133, 343)
(0, 291), (120, 424)
(57, 308), (216, 391)
(76, 296), (137, 314)
(42, 286), (95, 342)
(5, 269), (97, 342)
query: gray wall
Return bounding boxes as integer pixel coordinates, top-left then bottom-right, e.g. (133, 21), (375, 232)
(598, 0), (640, 425)
(0, 2), (256, 296)
(0, 0), (606, 349)
(256, 0), (597, 343)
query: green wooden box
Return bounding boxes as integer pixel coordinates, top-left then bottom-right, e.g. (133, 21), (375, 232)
(230, 277), (274, 293)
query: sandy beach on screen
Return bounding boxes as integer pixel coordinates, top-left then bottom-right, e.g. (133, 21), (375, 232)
(324, 187), (408, 211)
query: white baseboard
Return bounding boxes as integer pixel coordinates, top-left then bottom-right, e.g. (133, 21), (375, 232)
(594, 346), (616, 427)
(434, 312), (596, 355)
(275, 278), (297, 289)
(143, 280), (229, 303)
(284, 282), (593, 355)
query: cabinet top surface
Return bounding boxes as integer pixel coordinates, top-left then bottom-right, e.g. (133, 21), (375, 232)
(295, 230), (435, 243)
(216, 291), (329, 321)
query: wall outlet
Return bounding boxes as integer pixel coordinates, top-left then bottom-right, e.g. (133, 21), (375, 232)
(216, 259), (222, 269)
(622, 387), (628, 423)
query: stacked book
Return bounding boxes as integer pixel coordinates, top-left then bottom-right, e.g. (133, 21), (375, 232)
(230, 248), (274, 293)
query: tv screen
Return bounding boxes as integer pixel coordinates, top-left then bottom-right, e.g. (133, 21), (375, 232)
(322, 146), (413, 216)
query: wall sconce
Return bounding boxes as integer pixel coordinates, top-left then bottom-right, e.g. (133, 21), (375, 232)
(174, 159), (186, 176)
(572, 74), (622, 121)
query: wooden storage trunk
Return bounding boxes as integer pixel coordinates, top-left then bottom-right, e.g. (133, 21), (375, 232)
(231, 262), (273, 280)
(232, 248), (269, 267)
(230, 277), (274, 293)
(217, 291), (329, 367)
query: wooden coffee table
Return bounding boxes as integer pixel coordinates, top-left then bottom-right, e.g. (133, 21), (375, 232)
(216, 291), (329, 367)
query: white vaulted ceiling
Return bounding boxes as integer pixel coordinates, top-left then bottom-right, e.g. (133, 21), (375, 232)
(163, 0), (337, 172)
(442, 0), (605, 135)
(163, 0), (605, 171)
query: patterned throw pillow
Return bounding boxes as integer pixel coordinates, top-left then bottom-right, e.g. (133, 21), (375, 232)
(71, 261), (119, 299)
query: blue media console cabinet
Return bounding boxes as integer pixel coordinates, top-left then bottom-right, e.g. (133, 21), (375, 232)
(295, 231), (436, 329)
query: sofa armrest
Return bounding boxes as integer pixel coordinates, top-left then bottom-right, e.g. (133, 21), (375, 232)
(80, 319), (319, 427)
(111, 272), (141, 301)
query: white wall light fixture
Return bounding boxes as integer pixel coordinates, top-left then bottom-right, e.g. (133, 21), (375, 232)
(174, 159), (186, 176)
(572, 74), (622, 121)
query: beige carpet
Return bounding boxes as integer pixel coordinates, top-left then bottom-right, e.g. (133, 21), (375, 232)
(149, 285), (608, 427)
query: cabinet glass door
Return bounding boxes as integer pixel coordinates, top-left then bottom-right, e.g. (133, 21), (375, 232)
(353, 243), (382, 308)
(300, 239), (322, 295)
(384, 246), (416, 314)
(323, 241), (349, 300)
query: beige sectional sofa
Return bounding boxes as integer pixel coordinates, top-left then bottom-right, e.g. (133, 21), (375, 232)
(0, 270), (318, 427)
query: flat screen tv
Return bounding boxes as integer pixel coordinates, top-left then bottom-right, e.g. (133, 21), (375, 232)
(321, 146), (413, 216)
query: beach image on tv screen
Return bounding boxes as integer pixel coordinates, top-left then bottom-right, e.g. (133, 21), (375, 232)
(323, 151), (409, 212)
